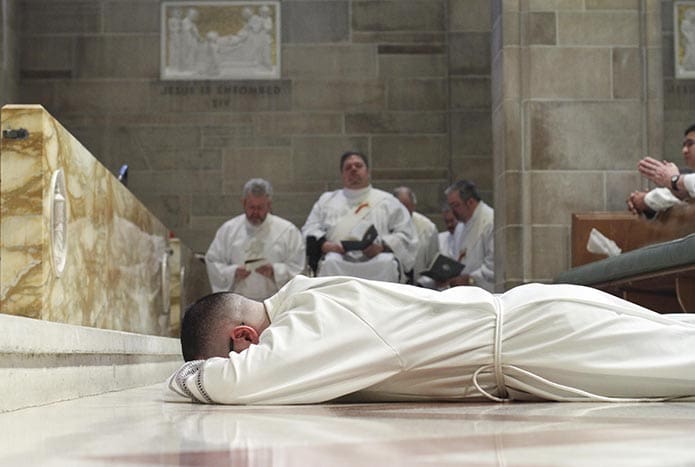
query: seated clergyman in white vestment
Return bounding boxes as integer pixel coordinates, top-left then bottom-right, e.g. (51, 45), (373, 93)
(445, 179), (494, 292)
(169, 275), (695, 405)
(301, 152), (418, 283)
(393, 186), (439, 285)
(205, 178), (305, 301)
(438, 203), (463, 258)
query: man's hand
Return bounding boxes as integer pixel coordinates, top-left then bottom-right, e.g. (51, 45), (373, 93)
(235, 267), (251, 280)
(255, 263), (274, 279)
(626, 190), (649, 215)
(321, 241), (345, 255)
(362, 241), (385, 259)
(638, 157), (679, 187)
(447, 274), (475, 288)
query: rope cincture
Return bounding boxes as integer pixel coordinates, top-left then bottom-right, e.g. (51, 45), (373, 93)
(472, 299), (510, 402)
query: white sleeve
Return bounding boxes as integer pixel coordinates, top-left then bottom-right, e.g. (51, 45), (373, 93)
(468, 222), (494, 288)
(421, 227), (441, 273)
(301, 195), (328, 240)
(683, 173), (695, 198)
(380, 202), (419, 272)
(644, 187), (683, 211)
(271, 225), (306, 288)
(204, 226), (239, 293)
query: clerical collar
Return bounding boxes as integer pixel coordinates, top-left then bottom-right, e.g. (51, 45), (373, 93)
(343, 185), (371, 200)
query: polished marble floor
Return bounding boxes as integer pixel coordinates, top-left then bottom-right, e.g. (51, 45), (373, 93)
(2, 384), (695, 466)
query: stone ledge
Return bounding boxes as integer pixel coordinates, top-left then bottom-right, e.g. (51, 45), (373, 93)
(0, 314), (182, 412)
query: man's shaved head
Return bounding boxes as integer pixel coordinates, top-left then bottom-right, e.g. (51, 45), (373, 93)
(180, 292), (246, 361)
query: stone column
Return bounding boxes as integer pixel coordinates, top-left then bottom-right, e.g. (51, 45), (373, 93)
(491, 0), (663, 290)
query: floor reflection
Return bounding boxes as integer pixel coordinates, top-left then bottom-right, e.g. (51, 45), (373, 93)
(2, 385), (695, 466)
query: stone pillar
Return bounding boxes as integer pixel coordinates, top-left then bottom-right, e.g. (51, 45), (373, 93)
(492, 0), (663, 290)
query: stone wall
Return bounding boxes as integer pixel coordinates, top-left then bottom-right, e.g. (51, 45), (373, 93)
(7, 1), (676, 290)
(0, 0), (20, 106)
(662, 0), (695, 156)
(16, 0), (494, 253)
(492, 0), (663, 289)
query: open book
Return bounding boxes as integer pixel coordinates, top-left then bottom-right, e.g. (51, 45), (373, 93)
(341, 224), (378, 252)
(419, 254), (464, 283)
(244, 258), (269, 272)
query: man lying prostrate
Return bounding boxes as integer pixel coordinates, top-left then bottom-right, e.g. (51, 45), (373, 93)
(168, 275), (695, 405)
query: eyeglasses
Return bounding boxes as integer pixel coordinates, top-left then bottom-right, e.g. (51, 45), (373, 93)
(683, 139), (695, 149)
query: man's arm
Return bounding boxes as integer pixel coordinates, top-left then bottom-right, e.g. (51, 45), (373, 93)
(377, 201), (419, 272)
(205, 225), (242, 293)
(447, 222), (494, 289)
(301, 195), (328, 240)
(267, 224), (306, 287)
(469, 222), (494, 287)
(638, 157), (680, 188)
(644, 187), (684, 211)
(301, 194), (346, 254)
(674, 173), (695, 198)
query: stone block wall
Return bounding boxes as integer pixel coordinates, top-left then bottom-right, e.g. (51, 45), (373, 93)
(5, 1), (673, 291)
(492, 0), (663, 289)
(14, 0), (494, 253)
(662, 0), (695, 157)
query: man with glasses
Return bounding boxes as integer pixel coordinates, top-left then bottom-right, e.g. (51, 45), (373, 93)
(445, 180), (494, 292)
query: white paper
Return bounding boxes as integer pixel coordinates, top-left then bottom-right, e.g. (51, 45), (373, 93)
(586, 228), (622, 257)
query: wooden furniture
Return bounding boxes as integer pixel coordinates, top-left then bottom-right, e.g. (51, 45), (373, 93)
(570, 212), (685, 267)
(558, 210), (695, 313)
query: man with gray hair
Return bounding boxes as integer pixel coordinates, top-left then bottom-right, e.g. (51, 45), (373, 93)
(393, 186), (439, 285)
(205, 178), (305, 300)
(445, 179), (494, 292)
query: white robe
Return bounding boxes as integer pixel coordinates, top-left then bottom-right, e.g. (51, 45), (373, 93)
(454, 201), (494, 292)
(302, 186), (418, 282)
(411, 212), (440, 281)
(644, 187), (685, 212)
(205, 214), (305, 300)
(684, 173), (695, 197)
(438, 222), (464, 258)
(169, 275), (695, 405)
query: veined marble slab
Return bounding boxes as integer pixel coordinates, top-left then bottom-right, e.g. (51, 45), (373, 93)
(1, 105), (172, 336)
(168, 237), (212, 337)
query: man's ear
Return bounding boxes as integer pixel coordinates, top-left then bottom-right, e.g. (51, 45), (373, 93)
(230, 325), (259, 352)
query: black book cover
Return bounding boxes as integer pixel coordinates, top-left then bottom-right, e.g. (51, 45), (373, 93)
(420, 254), (464, 282)
(341, 224), (378, 251)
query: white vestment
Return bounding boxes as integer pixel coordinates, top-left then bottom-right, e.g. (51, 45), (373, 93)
(684, 173), (695, 197)
(411, 212), (440, 281)
(644, 187), (685, 212)
(302, 186), (418, 282)
(205, 214), (305, 300)
(169, 275), (695, 404)
(453, 201), (494, 292)
(438, 222), (464, 258)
